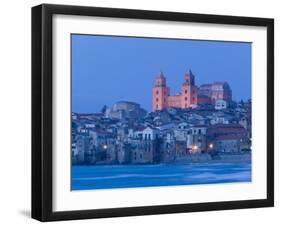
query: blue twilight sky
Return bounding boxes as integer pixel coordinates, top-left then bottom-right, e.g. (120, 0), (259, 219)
(72, 34), (251, 113)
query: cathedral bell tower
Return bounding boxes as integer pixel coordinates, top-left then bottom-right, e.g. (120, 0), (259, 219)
(152, 72), (170, 112)
(181, 70), (198, 108)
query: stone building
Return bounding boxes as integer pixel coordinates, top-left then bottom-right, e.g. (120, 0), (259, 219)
(207, 123), (246, 153)
(108, 101), (147, 120)
(117, 143), (132, 164)
(198, 82), (232, 104)
(215, 99), (228, 110)
(152, 70), (198, 111)
(186, 126), (207, 153)
(160, 132), (176, 162)
(215, 135), (241, 153)
(130, 126), (161, 163)
(74, 135), (92, 164)
(173, 124), (207, 154)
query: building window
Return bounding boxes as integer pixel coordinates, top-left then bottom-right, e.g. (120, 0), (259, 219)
(156, 90), (159, 95)
(185, 90), (187, 94)
(156, 98), (159, 102)
(185, 97), (188, 101)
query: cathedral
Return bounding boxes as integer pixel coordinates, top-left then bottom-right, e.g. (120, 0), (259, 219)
(152, 70), (232, 112)
(152, 70), (198, 112)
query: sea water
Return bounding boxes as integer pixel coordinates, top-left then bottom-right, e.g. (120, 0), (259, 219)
(71, 163), (251, 190)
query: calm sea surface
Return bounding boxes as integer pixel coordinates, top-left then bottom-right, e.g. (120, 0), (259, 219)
(71, 163), (251, 190)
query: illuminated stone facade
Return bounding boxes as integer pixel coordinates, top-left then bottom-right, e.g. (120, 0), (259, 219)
(152, 70), (198, 112)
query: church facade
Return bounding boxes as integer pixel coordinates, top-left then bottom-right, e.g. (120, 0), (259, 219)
(152, 70), (198, 112)
(152, 70), (232, 112)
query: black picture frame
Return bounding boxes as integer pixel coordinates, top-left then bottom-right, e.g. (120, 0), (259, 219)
(32, 3), (274, 222)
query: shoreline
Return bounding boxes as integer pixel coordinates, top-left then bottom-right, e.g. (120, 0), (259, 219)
(72, 153), (251, 166)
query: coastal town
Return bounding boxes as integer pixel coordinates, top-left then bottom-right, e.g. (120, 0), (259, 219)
(72, 71), (252, 165)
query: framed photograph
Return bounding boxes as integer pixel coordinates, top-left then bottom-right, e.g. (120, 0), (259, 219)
(32, 4), (274, 221)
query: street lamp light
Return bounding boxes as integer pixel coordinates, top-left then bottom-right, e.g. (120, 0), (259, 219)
(192, 145), (198, 152)
(208, 143), (214, 149)
(102, 144), (108, 150)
